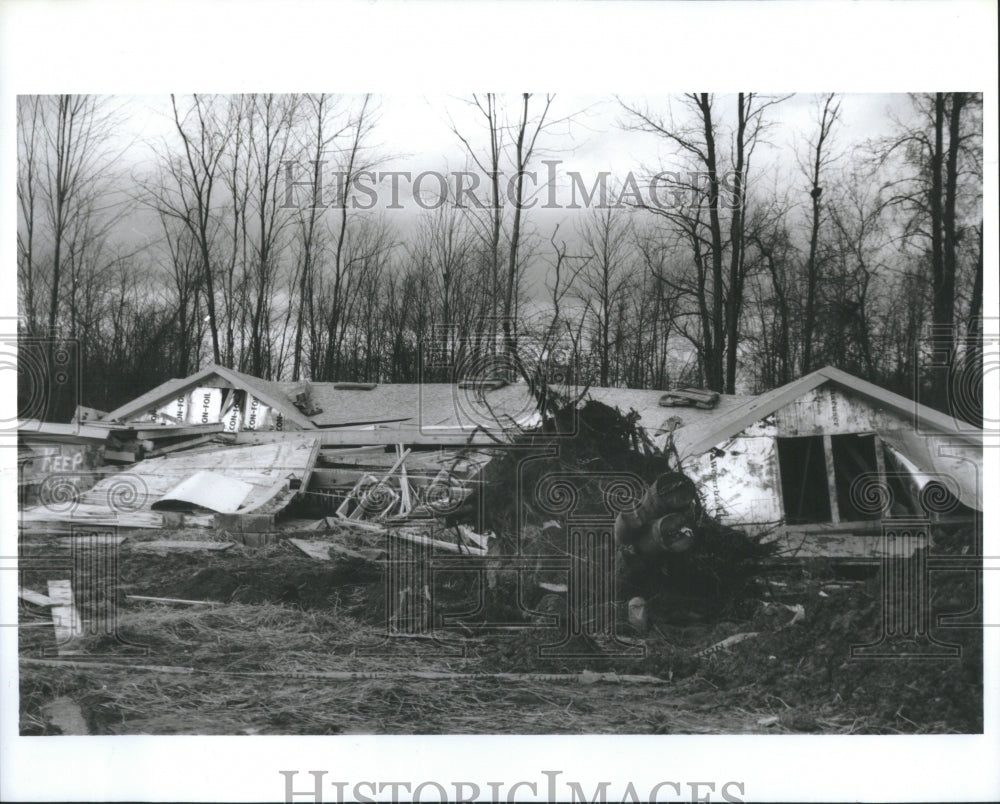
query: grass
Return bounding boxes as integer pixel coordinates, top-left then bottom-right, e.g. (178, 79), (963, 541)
(18, 524), (984, 735)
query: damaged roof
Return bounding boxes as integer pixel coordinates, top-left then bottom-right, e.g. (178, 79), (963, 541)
(285, 381), (541, 429)
(103, 365), (315, 429)
(111, 363), (967, 449)
(292, 382), (753, 433)
(103, 363), (752, 435)
(667, 365), (983, 458)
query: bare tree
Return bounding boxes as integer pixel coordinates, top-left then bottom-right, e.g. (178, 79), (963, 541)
(289, 94), (348, 380)
(243, 94), (301, 377)
(142, 95), (235, 364)
(799, 93), (841, 374)
(16, 95), (120, 336)
(449, 93), (556, 371)
(879, 92), (982, 410)
(622, 93), (787, 391)
(320, 95), (381, 380)
(578, 204), (634, 386)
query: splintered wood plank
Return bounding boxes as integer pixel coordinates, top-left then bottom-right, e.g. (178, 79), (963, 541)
(125, 595), (220, 606)
(19, 588), (53, 607)
(295, 438), (322, 498)
(145, 434), (215, 457)
(130, 540), (235, 552)
(234, 428), (506, 447)
(770, 527), (928, 559)
(287, 538), (333, 561)
(132, 423), (224, 440)
(47, 580), (83, 654)
(21, 657), (667, 685)
(397, 444), (412, 514)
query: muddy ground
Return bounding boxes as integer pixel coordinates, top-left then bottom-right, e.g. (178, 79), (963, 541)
(18, 528), (983, 736)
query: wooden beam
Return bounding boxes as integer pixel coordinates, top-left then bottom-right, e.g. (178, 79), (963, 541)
(133, 423), (224, 440)
(335, 474), (371, 518)
(213, 511), (277, 532)
(233, 428), (508, 447)
(58, 534), (127, 548)
(397, 444), (412, 515)
(103, 450), (136, 463)
(309, 468), (481, 488)
(125, 595), (220, 606)
(145, 434), (216, 457)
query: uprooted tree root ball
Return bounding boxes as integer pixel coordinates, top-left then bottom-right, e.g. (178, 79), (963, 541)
(472, 394), (778, 621)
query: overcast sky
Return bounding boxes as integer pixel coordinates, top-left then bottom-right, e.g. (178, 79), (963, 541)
(102, 92), (920, 306)
(121, 92), (914, 188)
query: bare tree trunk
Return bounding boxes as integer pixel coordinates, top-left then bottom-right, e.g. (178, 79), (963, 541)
(935, 92), (966, 405)
(801, 94), (840, 374)
(724, 93), (747, 393)
(695, 95), (726, 391)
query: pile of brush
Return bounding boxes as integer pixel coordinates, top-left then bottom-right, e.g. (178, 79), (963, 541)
(469, 388), (776, 622)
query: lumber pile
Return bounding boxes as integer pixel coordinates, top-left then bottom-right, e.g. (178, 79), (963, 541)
(89, 421), (229, 464)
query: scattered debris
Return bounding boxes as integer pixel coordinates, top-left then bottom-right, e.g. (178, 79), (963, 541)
(19, 588), (53, 608)
(693, 631), (760, 658)
(47, 580), (83, 655)
(287, 539), (333, 561)
(130, 540), (235, 553)
(125, 595), (220, 607)
(15, 369), (985, 736)
(20, 436), (320, 528)
(152, 471), (255, 514)
(658, 388), (721, 409)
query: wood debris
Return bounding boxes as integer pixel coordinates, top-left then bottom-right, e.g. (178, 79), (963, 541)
(19, 588), (53, 607)
(287, 538), (334, 561)
(125, 595), (220, 607)
(47, 580), (83, 655)
(130, 540), (235, 553)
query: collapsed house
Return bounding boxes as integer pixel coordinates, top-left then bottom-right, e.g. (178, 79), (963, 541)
(17, 363), (982, 560)
(658, 367), (983, 559)
(94, 363), (720, 445)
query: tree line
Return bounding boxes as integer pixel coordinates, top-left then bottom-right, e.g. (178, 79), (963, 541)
(16, 93), (983, 424)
